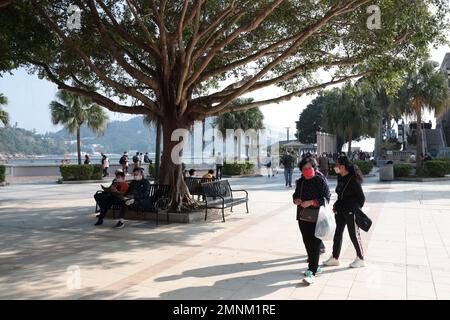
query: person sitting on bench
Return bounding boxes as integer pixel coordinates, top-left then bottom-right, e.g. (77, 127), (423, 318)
(94, 171), (129, 228)
(124, 167), (152, 213)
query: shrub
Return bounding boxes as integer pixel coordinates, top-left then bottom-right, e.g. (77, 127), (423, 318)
(434, 159), (450, 174)
(60, 164), (103, 181)
(354, 160), (374, 175)
(393, 163), (413, 177)
(423, 161), (446, 177)
(223, 161), (255, 176)
(148, 163), (156, 177)
(0, 165), (5, 183)
(91, 164), (103, 180)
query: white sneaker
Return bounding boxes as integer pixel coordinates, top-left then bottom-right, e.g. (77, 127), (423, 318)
(302, 270), (315, 285)
(323, 256), (340, 266)
(349, 257), (365, 268)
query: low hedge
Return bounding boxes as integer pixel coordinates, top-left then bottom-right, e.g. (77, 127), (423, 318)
(0, 165), (5, 183)
(60, 164), (103, 181)
(148, 163), (156, 177)
(223, 161), (255, 176)
(354, 160), (374, 175)
(423, 161), (446, 177)
(393, 163), (413, 177)
(327, 160), (373, 176)
(433, 160), (450, 175)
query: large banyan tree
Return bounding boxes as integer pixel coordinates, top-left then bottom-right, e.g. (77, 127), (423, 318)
(1, 0), (448, 209)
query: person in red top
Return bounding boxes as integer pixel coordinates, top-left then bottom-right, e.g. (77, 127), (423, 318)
(293, 158), (331, 285)
(94, 171), (129, 227)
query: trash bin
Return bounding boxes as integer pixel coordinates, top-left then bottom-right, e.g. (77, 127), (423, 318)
(379, 161), (394, 181)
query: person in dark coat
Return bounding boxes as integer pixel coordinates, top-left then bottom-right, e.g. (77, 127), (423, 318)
(293, 158), (331, 285)
(323, 155), (366, 269)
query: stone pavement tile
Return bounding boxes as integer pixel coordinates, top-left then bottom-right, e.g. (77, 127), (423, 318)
(407, 295), (437, 300)
(320, 285), (351, 297)
(348, 282), (406, 300)
(229, 283), (295, 300)
(407, 280), (436, 299)
(407, 266), (433, 282)
(289, 283), (325, 300)
(434, 284), (450, 300)
(355, 269), (406, 287)
(318, 293), (347, 300)
(406, 255), (429, 267)
(111, 285), (164, 299)
(431, 270), (450, 286)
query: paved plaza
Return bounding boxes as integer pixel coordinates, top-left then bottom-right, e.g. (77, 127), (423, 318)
(1, 172), (450, 300)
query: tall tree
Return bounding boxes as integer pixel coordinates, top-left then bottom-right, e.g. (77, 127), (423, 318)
(50, 90), (109, 164)
(322, 82), (380, 154)
(2, 0), (448, 209)
(394, 60), (450, 174)
(295, 95), (325, 144)
(0, 93), (8, 126)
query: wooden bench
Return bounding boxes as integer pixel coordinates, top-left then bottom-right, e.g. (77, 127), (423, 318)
(94, 183), (171, 225)
(201, 180), (249, 222)
(184, 177), (215, 198)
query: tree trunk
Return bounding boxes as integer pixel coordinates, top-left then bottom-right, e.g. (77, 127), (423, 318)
(336, 135), (345, 153)
(415, 101), (423, 175)
(347, 129), (353, 156)
(374, 118), (383, 159)
(76, 127), (81, 165)
(159, 118), (195, 212)
(155, 120), (162, 181)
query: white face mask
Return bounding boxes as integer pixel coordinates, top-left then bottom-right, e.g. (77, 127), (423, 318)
(134, 175), (142, 181)
(334, 167), (340, 174)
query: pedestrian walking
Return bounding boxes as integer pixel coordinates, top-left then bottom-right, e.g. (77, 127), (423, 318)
(323, 156), (366, 269)
(293, 157), (331, 285)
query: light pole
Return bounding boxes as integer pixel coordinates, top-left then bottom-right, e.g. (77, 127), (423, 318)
(211, 123), (216, 157)
(285, 127), (291, 143)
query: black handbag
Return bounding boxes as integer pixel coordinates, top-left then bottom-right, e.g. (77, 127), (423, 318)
(340, 176), (372, 232)
(354, 207), (372, 232)
(296, 180), (319, 223)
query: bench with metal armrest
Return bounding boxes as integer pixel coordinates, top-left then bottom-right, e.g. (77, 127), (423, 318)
(201, 180), (249, 222)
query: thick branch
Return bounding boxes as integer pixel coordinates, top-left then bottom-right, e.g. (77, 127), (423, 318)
(198, 71), (372, 116)
(87, 0), (160, 92)
(210, 1), (371, 113)
(35, 61), (150, 115)
(31, 0), (160, 113)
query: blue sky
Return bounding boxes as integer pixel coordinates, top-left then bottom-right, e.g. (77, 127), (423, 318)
(0, 45), (449, 149)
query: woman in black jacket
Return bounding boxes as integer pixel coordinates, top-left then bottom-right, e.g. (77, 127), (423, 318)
(323, 156), (366, 268)
(293, 158), (331, 285)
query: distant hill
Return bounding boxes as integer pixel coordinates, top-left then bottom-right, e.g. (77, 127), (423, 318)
(48, 116), (157, 154)
(0, 125), (67, 155)
(1, 116), (217, 156)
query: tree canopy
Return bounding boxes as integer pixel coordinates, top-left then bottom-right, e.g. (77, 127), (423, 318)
(295, 95), (325, 144)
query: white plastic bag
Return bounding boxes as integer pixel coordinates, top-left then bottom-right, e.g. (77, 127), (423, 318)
(314, 203), (336, 240)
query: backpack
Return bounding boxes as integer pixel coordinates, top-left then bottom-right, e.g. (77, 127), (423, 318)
(132, 155), (139, 163)
(119, 156), (126, 165)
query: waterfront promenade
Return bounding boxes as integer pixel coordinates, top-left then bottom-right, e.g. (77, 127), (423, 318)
(1, 173), (450, 299)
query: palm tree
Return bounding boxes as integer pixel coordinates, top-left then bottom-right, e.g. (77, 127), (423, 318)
(322, 83), (380, 155)
(50, 90), (108, 165)
(0, 93), (8, 126)
(394, 61), (450, 174)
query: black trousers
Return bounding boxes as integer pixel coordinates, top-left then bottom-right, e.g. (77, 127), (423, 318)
(94, 192), (126, 219)
(332, 211), (364, 260)
(216, 165), (223, 180)
(298, 220), (322, 275)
